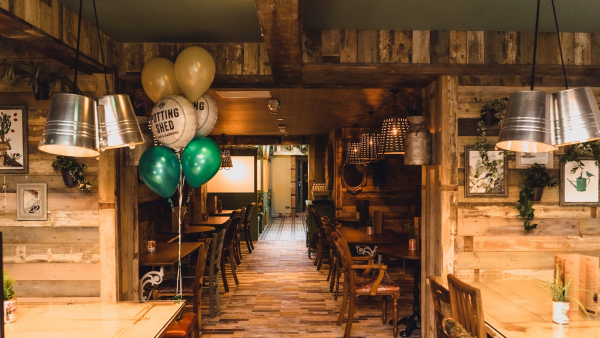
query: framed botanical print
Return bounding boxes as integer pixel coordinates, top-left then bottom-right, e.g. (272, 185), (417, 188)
(465, 146), (508, 197)
(16, 183), (47, 221)
(515, 152), (554, 169)
(0, 106), (28, 174)
(560, 157), (600, 206)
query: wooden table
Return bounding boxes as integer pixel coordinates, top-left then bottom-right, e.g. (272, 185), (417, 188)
(337, 227), (408, 255)
(157, 225), (215, 235)
(5, 301), (185, 337)
(194, 216), (231, 228)
(209, 209), (235, 216)
(434, 276), (600, 338)
(334, 217), (367, 229)
(377, 245), (421, 337)
(138, 242), (202, 301)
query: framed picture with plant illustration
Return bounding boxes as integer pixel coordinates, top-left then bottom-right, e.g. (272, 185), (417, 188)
(0, 106), (28, 174)
(464, 146), (508, 197)
(16, 183), (47, 221)
(560, 157), (600, 206)
(516, 152), (554, 169)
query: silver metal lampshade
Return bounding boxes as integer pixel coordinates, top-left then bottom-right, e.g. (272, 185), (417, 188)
(39, 93), (100, 157)
(97, 94), (144, 150)
(380, 117), (409, 154)
(346, 142), (362, 165)
(496, 91), (557, 153)
(358, 133), (381, 163)
(220, 149), (233, 170)
(553, 87), (600, 146)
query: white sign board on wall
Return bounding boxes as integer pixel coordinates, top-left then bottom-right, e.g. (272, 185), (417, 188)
(207, 156), (255, 193)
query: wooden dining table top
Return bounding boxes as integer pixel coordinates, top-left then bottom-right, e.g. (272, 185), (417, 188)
(208, 209), (235, 216)
(334, 217), (367, 224)
(337, 227), (408, 245)
(139, 242), (202, 267)
(433, 275), (600, 338)
(376, 245), (421, 261)
(157, 225), (215, 235)
(193, 215), (231, 227)
(5, 301), (185, 338)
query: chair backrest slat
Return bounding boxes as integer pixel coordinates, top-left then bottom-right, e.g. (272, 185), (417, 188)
(192, 238), (211, 314)
(428, 276), (451, 338)
(331, 232), (355, 290)
(244, 203), (255, 227)
(223, 217), (241, 250)
(447, 274), (486, 338)
(208, 227), (227, 281)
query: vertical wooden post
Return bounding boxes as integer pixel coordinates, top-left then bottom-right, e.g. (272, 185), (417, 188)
(0, 231), (4, 338)
(99, 148), (118, 302)
(119, 148), (139, 301)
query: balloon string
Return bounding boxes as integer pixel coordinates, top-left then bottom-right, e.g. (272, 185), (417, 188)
(176, 169), (185, 300)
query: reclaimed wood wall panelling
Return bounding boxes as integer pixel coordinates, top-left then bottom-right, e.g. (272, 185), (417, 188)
(455, 84), (600, 276)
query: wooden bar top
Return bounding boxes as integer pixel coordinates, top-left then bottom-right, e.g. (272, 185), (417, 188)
(5, 301), (184, 337)
(337, 227), (408, 245)
(434, 275), (600, 338)
(139, 242), (202, 267)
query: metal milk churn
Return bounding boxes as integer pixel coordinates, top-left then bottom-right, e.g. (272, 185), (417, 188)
(404, 116), (432, 165)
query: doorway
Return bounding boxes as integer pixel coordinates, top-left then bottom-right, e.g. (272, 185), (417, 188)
(296, 157), (308, 213)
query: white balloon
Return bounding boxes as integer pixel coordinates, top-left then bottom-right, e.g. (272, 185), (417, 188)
(193, 93), (218, 137)
(150, 95), (197, 150)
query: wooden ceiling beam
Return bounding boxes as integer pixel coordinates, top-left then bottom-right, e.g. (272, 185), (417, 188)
(0, 6), (110, 74)
(255, 0), (302, 85)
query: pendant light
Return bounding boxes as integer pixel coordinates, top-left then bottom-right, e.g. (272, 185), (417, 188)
(220, 134), (233, 170)
(380, 89), (409, 155)
(358, 111), (381, 163)
(93, 0), (143, 151)
(549, 0), (600, 146)
(38, 0), (100, 157)
(38, 0), (143, 157)
(496, 0), (556, 153)
(345, 142), (362, 165)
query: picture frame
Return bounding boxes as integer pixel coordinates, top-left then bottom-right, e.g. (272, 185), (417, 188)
(0, 106), (28, 174)
(560, 157), (600, 206)
(16, 183), (47, 221)
(464, 146), (508, 197)
(515, 152), (554, 169)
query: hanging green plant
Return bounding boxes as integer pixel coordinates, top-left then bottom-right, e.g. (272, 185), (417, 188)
(517, 163), (557, 231)
(474, 97), (512, 176)
(51, 156), (92, 192)
(560, 141), (600, 168)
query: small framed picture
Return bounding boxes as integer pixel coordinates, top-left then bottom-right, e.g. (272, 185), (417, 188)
(560, 158), (600, 206)
(465, 146), (508, 197)
(16, 183), (47, 221)
(516, 152), (554, 169)
(0, 106), (28, 174)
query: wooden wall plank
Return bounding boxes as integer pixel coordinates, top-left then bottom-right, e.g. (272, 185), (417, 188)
(430, 30), (449, 64)
(321, 29), (340, 61)
(466, 31), (484, 64)
(243, 43), (259, 75)
(302, 29), (322, 63)
(225, 43), (243, 75)
(1, 226), (98, 244)
(377, 30), (394, 63)
(4, 243), (99, 263)
(449, 31), (467, 64)
(574, 32), (592, 65)
(471, 236), (600, 252)
(259, 43), (272, 75)
(560, 32), (575, 65)
(339, 29), (357, 63)
(357, 30), (377, 63)
(502, 31), (519, 64)
(485, 31), (503, 65)
(412, 30), (430, 63)
(393, 30), (412, 63)
(6, 263), (100, 280)
(15, 280), (99, 297)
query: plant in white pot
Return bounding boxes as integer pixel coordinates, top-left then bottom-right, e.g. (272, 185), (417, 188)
(4, 270), (16, 323)
(545, 262), (573, 324)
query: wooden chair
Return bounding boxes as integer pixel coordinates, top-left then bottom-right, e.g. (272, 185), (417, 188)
(428, 276), (451, 338)
(153, 238), (211, 338)
(332, 232), (400, 338)
(311, 209), (330, 270)
(233, 207), (246, 262)
(322, 217), (342, 298)
(241, 202), (255, 253)
(447, 274), (486, 338)
(229, 209), (243, 264)
(203, 228), (226, 318)
(221, 217), (242, 292)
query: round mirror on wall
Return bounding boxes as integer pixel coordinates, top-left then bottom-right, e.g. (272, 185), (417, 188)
(342, 163), (367, 194)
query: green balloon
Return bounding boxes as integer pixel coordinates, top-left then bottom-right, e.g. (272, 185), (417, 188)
(181, 137), (221, 188)
(139, 146), (181, 198)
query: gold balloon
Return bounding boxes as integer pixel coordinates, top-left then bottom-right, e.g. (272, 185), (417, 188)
(174, 46), (216, 103)
(141, 58), (181, 103)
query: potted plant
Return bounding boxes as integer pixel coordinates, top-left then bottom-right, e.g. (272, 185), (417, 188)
(51, 156), (92, 192)
(479, 97), (508, 126)
(4, 270), (16, 323)
(517, 164), (557, 232)
(1, 61), (79, 100)
(545, 262), (572, 324)
(147, 222), (156, 253)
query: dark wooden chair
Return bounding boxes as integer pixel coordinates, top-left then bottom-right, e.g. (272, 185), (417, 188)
(241, 202), (255, 253)
(447, 274), (486, 338)
(428, 276), (451, 338)
(323, 218), (342, 299)
(153, 238), (211, 338)
(311, 209), (330, 270)
(332, 232), (400, 338)
(221, 216), (242, 292)
(233, 207), (246, 262)
(203, 228), (226, 318)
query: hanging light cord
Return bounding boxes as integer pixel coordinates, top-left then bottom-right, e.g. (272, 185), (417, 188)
(551, 0), (569, 89)
(92, 0), (110, 94)
(530, 0), (541, 91)
(73, 0), (84, 93)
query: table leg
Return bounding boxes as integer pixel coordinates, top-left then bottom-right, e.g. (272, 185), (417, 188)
(393, 260), (421, 337)
(139, 266), (164, 302)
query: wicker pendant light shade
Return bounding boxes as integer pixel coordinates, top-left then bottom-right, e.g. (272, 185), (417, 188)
(379, 90), (409, 155)
(358, 133), (381, 163)
(220, 149), (233, 170)
(345, 142), (362, 165)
